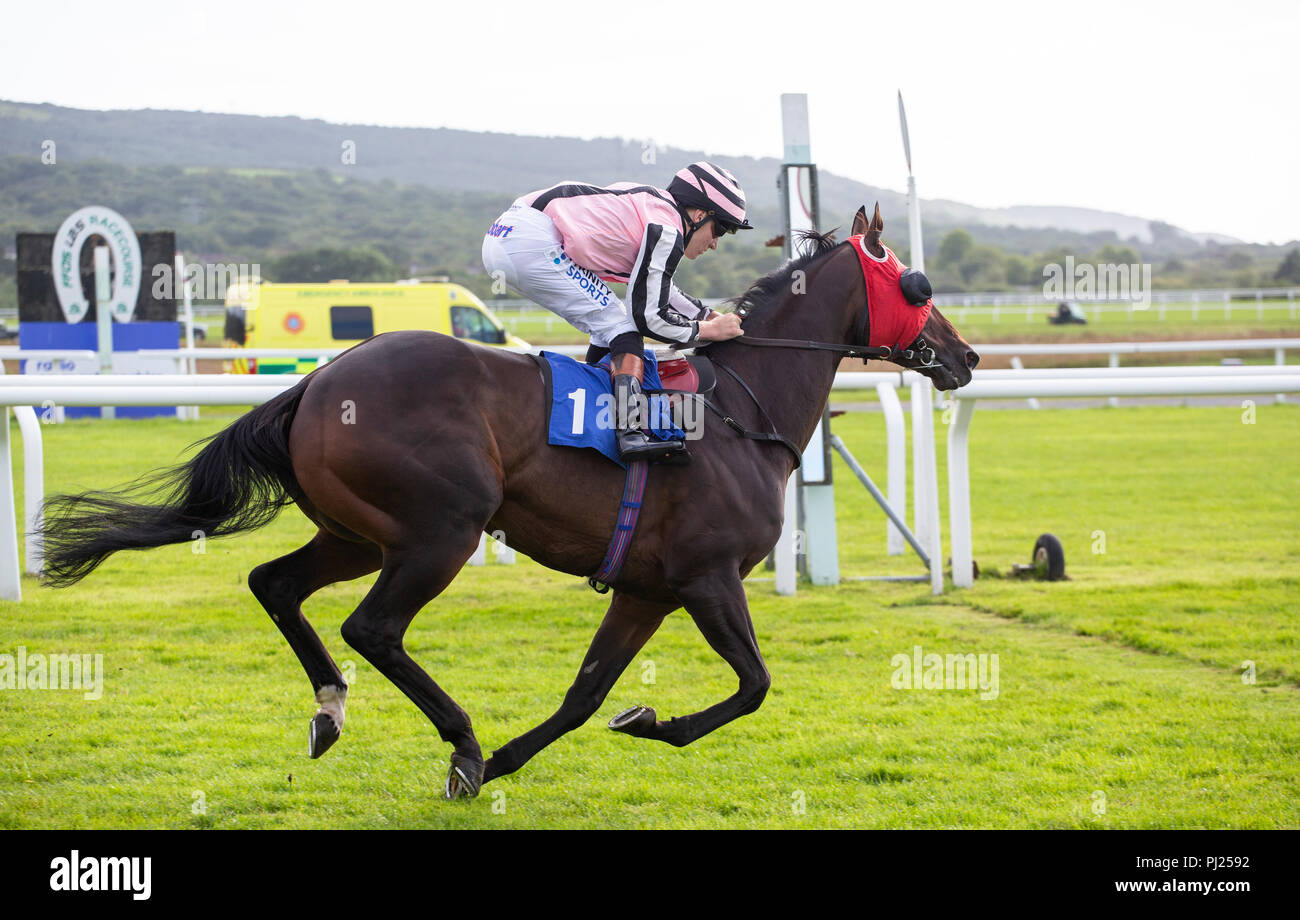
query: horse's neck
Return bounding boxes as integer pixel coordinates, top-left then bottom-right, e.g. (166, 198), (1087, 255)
(711, 257), (858, 471)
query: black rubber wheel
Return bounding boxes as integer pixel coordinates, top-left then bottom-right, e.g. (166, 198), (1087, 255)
(1032, 534), (1065, 581)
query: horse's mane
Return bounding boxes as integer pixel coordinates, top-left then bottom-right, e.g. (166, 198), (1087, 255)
(727, 229), (844, 320)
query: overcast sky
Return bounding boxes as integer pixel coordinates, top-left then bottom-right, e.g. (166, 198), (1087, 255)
(3, 0), (1296, 244)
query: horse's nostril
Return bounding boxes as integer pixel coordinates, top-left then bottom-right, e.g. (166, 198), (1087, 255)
(966, 351), (980, 370)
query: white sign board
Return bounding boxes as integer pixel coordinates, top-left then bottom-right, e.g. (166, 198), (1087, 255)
(51, 206), (142, 324)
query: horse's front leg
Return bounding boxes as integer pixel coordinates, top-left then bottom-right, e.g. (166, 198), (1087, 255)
(608, 571), (770, 747)
(481, 592), (672, 786)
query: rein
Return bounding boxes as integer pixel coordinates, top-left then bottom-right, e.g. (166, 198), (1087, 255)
(672, 333), (942, 370)
(698, 360), (804, 467)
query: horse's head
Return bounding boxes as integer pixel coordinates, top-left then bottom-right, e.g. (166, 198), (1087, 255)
(850, 204), (979, 390)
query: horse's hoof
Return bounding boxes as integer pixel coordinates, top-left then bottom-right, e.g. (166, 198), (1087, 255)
(444, 754), (484, 800)
(608, 705), (657, 736)
(308, 712), (341, 759)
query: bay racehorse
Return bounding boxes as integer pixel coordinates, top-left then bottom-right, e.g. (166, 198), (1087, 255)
(41, 205), (977, 798)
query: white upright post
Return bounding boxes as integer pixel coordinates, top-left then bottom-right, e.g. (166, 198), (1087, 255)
(782, 92), (837, 587)
(0, 410), (20, 600)
(774, 474), (798, 596)
(901, 93), (941, 592)
(911, 380), (931, 550)
(899, 92), (926, 273)
(178, 253), (197, 420)
(948, 399), (977, 588)
(13, 407), (43, 575)
(878, 382), (907, 554)
(94, 246), (115, 421)
(911, 377), (943, 594)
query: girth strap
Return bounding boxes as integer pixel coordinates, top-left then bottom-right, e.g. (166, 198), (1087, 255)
(588, 459), (649, 593)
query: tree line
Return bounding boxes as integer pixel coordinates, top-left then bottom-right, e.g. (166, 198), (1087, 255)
(2, 157), (1296, 319)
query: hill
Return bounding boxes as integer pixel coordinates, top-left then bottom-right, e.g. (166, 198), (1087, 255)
(0, 99), (1212, 248)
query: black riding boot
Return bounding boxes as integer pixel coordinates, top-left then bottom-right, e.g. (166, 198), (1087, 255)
(612, 373), (686, 462)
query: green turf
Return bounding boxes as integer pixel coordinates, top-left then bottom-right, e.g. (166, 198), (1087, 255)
(0, 402), (1296, 828)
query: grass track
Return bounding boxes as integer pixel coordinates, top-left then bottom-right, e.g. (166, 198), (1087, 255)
(0, 401), (1296, 828)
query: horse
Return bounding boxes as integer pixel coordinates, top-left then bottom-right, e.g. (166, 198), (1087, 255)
(40, 204), (978, 799)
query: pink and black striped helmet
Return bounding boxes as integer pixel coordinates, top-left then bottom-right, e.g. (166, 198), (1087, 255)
(668, 162), (752, 231)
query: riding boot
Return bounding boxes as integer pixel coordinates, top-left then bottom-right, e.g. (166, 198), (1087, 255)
(610, 353), (687, 463)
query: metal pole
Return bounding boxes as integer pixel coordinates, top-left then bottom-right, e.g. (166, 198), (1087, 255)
(948, 399), (977, 588)
(178, 253), (197, 420)
(830, 434), (929, 565)
(781, 93), (837, 587)
(899, 92), (925, 273)
(94, 246), (115, 420)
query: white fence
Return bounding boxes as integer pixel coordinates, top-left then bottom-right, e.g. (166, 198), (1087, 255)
(944, 370), (1300, 589)
(3, 345), (1300, 601)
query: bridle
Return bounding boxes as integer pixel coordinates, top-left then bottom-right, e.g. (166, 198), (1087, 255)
(663, 274), (945, 465)
(707, 330), (941, 370)
(674, 290), (943, 371)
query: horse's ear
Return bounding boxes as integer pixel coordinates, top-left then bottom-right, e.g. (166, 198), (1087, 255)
(851, 206), (869, 236)
(864, 202), (885, 255)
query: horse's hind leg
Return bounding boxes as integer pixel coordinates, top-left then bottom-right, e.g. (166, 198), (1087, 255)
(482, 592), (672, 787)
(249, 529), (382, 758)
(340, 537), (486, 799)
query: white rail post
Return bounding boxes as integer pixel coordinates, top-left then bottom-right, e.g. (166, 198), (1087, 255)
(469, 533), (487, 566)
(911, 380), (931, 551)
(13, 407), (43, 575)
(948, 398), (977, 588)
(0, 408), (20, 600)
(910, 377), (943, 595)
(0, 362), (43, 577)
(94, 247), (115, 421)
(1277, 347), (1286, 405)
(1108, 352), (1120, 408)
(178, 252), (198, 420)
(774, 473), (798, 595)
(878, 382), (906, 555)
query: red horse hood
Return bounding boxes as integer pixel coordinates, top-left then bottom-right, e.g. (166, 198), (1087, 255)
(848, 235), (933, 350)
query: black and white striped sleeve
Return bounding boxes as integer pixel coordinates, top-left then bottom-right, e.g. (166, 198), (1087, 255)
(668, 284), (710, 321)
(628, 223), (696, 344)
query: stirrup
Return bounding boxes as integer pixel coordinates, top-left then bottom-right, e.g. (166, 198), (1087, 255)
(617, 430), (687, 462)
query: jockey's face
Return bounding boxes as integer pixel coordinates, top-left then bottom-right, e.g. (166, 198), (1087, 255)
(684, 208), (719, 260)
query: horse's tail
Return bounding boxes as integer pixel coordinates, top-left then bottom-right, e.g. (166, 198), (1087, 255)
(40, 379), (310, 587)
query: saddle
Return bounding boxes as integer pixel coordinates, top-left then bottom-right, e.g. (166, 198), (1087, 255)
(651, 354), (716, 397)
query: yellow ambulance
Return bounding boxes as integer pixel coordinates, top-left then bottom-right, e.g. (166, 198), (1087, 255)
(223, 278), (529, 374)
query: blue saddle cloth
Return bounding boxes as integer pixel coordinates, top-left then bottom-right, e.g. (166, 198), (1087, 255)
(541, 350), (686, 468)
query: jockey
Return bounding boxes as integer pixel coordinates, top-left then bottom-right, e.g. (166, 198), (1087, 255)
(482, 161), (750, 461)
